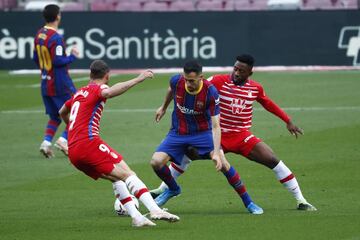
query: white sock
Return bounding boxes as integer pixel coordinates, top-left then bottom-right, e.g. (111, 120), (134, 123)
(272, 160), (306, 203)
(112, 181), (142, 218)
(159, 155), (192, 191)
(58, 136), (67, 143)
(42, 140), (52, 146)
(125, 175), (161, 212)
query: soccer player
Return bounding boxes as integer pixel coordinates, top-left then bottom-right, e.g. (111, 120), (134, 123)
(152, 55), (317, 211)
(150, 60), (263, 214)
(58, 60), (180, 227)
(33, 4), (78, 158)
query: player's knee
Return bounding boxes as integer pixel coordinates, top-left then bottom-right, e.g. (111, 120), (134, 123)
(261, 153), (279, 168)
(49, 114), (61, 123)
(109, 167), (134, 181)
(150, 157), (163, 170)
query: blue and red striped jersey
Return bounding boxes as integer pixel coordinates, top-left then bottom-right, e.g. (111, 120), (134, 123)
(33, 26), (76, 96)
(170, 74), (220, 135)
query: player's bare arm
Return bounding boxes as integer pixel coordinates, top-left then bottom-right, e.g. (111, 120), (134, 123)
(59, 104), (70, 124)
(101, 70), (153, 99)
(211, 114), (222, 171)
(286, 120), (304, 139)
(155, 86), (173, 122)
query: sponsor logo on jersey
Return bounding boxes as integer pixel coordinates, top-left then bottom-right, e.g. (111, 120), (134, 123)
(196, 101), (204, 108)
(176, 102), (202, 115)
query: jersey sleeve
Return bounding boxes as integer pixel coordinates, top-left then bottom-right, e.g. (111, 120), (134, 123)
(256, 83), (291, 123)
(51, 35), (76, 67)
(208, 85), (220, 116)
(32, 38), (40, 67)
(64, 98), (72, 109)
(169, 74), (181, 90)
(207, 75), (224, 91)
(98, 84), (109, 99)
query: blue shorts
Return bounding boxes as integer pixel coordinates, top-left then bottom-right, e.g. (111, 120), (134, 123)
(156, 130), (214, 165)
(42, 94), (71, 116)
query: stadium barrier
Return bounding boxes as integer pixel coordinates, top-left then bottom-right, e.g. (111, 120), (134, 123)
(0, 10), (360, 70)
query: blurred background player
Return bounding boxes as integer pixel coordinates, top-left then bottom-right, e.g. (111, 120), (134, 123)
(33, 4), (79, 158)
(152, 54), (316, 211)
(150, 60), (263, 214)
(59, 60), (179, 227)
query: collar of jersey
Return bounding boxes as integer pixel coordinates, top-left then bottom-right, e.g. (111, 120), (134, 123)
(44, 25), (57, 31)
(185, 80), (203, 95)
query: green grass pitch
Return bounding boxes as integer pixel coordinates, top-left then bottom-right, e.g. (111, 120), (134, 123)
(0, 70), (359, 240)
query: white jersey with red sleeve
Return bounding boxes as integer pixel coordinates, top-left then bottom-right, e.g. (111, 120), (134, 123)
(208, 74), (290, 133)
(65, 83), (109, 148)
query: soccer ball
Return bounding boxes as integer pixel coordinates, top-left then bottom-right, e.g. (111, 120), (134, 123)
(114, 195), (139, 216)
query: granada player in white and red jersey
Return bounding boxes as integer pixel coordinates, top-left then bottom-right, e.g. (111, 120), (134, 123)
(58, 60), (179, 227)
(209, 55), (316, 211)
(152, 55), (317, 212)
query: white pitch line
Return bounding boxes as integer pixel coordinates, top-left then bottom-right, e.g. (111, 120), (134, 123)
(7, 75), (120, 89)
(1, 106), (360, 114)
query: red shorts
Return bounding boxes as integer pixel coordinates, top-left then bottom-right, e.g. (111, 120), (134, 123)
(68, 138), (123, 180)
(221, 130), (262, 157)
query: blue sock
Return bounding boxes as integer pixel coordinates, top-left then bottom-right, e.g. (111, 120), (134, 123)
(154, 165), (180, 191)
(223, 166), (252, 207)
(61, 129), (68, 140)
(44, 116), (61, 142)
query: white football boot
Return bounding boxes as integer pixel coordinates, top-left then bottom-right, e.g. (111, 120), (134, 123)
(132, 215), (156, 227)
(54, 137), (68, 156)
(39, 140), (54, 158)
(150, 209), (180, 222)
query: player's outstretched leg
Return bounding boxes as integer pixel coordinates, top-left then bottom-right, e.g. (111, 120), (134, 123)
(125, 175), (180, 222)
(249, 142), (316, 211)
(222, 165), (263, 215)
(113, 180), (156, 227)
(272, 161), (317, 211)
(150, 160), (191, 199)
(152, 165), (181, 206)
(151, 153), (182, 206)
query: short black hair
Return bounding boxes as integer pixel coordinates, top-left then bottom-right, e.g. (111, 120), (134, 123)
(236, 54), (255, 67)
(183, 60), (202, 74)
(90, 60), (110, 79)
(43, 4), (60, 23)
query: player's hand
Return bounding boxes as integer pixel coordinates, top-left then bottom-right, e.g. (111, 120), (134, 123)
(71, 46), (79, 57)
(212, 152), (222, 171)
(138, 70), (154, 82)
(155, 106), (166, 122)
(287, 120), (304, 139)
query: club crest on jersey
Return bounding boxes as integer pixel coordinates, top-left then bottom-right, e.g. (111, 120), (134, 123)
(231, 98), (246, 114)
(196, 101), (204, 108)
(247, 90), (253, 97)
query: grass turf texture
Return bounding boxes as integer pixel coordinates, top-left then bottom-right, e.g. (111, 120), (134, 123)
(0, 70), (359, 240)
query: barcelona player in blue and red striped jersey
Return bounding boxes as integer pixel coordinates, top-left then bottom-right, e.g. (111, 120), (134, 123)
(150, 60), (263, 214)
(33, 4), (79, 158)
